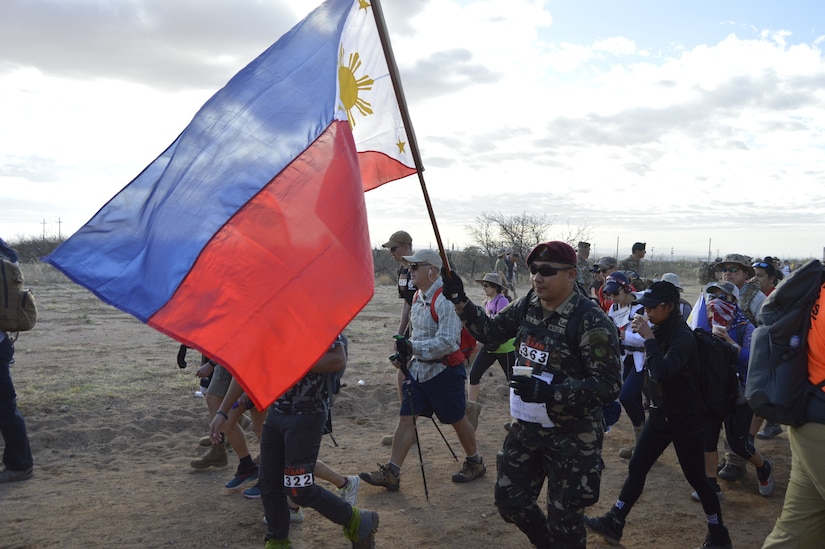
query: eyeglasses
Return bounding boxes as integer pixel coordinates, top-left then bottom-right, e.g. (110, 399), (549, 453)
(529, 264), (574, 277)
(752, 262), (770, 269)
(408, 263), (430, 271)
(717, 266), (740, 273)
(390, 245), (401, 252)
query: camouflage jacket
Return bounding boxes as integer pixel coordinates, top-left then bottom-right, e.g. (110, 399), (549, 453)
(619, 255), (644, 277)
(460, 290), (622, 433)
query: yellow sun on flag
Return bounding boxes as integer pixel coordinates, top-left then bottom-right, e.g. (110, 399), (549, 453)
(338, 45), (374, 128)
(396, 138), (406, 154)
(358, 0), (371, 10)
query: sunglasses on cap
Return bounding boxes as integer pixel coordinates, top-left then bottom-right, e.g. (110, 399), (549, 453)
(529, 264), (574, 277)
(752, 262), (771, 269)
(717, 266), (740, 273)
(408, 263), (430, 271)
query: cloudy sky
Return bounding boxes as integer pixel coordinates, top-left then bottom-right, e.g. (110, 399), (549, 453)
(2, 0), (823, 260)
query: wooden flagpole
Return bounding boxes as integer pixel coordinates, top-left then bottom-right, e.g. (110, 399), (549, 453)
(369, 0), (453, 272)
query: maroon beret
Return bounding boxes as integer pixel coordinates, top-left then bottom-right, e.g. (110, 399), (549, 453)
(526, 241), (577, 266)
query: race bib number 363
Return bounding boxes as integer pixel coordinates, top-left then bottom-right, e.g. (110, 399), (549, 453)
(284, 472), (314, 488)
(519, 341), (549, 365)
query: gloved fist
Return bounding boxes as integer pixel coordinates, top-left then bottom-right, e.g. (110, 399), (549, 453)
(509, 375), (555, 403)
(440, 267), (467, 304)
(394, 336), (411, 358)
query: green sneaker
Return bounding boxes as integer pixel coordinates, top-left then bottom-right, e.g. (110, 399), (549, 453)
(264, 539), (291, 549)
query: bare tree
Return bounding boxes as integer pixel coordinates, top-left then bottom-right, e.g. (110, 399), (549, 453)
(466, 212), (505, 268)
(488, 211), (553, 259)
(555, 220), (595, 249)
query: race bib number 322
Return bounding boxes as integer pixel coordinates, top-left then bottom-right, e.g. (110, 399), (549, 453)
(284, 472), (314, 488)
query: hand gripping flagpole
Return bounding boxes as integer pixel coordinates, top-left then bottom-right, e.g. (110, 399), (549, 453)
(370, 0), (453, 274)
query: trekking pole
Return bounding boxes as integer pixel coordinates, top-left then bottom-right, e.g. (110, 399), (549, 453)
(429, 417), (458, 461)
(392, 353), (429, 501)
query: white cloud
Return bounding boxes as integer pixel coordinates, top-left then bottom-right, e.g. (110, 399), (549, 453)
(1, 0), (824, 259)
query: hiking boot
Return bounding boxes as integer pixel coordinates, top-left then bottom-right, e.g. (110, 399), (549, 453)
(465, 401), (482, 431)
(344, 508), (379, 549)
(359, 464), (400, 492)
(199, 432), (225, 447)
(717, 461), (745, 482)
(243, 483), (261, 499)
(190, 444), (228, 469)
(697, 525), (732, 549)
(584, 512), (624, 545)
(619, 424), (643, 459)
(504, 422), (512, 432)
(337, 475), (361, 506)
(451, 457), (486, 483)
(0, 467), (33, 483)
(224, 465), (258, 489)
(757, 423), (783, 440)
(757, 459), (775, 496)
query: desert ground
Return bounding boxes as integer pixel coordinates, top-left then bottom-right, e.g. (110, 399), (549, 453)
(1, 268), (789, 548)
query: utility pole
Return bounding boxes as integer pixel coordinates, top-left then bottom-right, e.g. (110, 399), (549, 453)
(57, 217), (62, 239)
(41, 218), (47, 240)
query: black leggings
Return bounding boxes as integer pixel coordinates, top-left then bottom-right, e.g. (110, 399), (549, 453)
(614, 411), (723, 522)
(468, 346), (516, 385)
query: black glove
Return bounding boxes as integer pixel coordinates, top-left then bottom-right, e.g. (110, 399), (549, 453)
(394, 336), (411, 361)
(440, 267), (467, 304)
(509, 375), (556, 403)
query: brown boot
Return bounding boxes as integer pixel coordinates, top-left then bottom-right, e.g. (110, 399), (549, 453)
(190, 443), (228, 469)
(619, 424), (643, 459)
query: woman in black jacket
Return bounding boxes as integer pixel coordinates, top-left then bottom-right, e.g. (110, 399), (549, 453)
(584, 281), (732, 549)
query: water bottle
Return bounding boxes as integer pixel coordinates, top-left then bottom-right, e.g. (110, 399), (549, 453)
(790, 335), (801, 349)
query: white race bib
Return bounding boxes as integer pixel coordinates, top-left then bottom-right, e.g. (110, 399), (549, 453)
(284, 472), (314, 488)
(518, 342), (549, 365)
(509, 372), (555, 427)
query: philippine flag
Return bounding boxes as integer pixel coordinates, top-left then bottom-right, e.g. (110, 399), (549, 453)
(687, 293), (711, 332)
(46, 0), (417, 409)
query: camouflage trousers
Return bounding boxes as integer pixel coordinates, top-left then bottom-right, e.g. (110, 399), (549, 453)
(495, 422), (603, 549)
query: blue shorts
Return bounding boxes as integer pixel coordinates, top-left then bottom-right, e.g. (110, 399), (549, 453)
(400, 366), (466, 424)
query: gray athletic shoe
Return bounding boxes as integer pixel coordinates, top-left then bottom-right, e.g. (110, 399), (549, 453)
(0, 467), (33, 483)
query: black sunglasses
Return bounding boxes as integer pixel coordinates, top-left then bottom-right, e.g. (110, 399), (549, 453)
(717, 266), (740, 273)
(409, 263), (430, 271)
(390, 245), (401, 252)
(529, 264), (574, 277)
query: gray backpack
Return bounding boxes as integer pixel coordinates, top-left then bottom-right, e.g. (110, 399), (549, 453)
(745, 260), (825, 425)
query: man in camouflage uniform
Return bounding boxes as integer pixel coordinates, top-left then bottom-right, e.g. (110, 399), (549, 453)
(575, 241), (593, 292)
(618, 242), (646, 278)
(442, 241), (622, 548)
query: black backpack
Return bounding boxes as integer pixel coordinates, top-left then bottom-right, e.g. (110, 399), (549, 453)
(693, 327), (741, 420)
(746, 260), (825, 425)
(322, 334), (348, 443)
